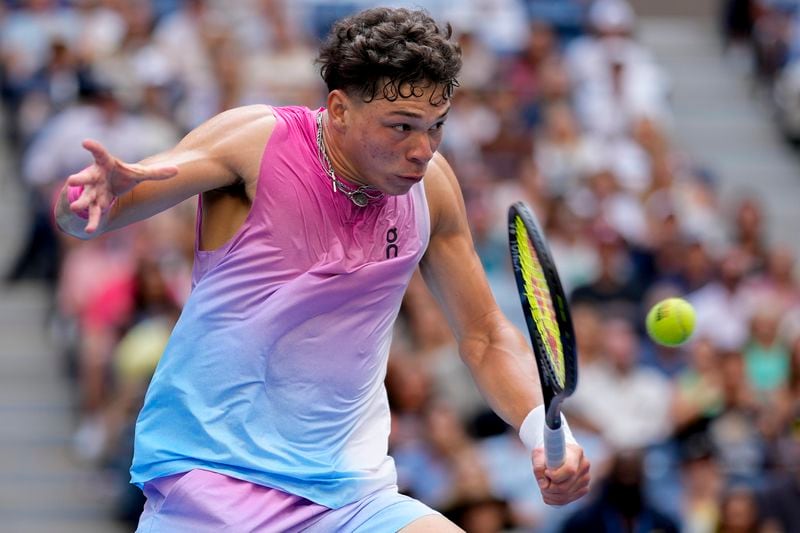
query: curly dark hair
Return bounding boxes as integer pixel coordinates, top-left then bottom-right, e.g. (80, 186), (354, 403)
(317, 7), (462, 105)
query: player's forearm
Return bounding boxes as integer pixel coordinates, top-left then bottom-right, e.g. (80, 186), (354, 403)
(459, 313), (543, 431)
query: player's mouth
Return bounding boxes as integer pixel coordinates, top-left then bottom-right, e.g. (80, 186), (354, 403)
(396, 174), (424, 182)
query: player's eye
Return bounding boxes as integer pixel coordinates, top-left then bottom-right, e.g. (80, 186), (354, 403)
(392, 124), (412, 132)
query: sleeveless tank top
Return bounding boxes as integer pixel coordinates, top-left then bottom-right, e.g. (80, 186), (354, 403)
(130, 105), (430, 509)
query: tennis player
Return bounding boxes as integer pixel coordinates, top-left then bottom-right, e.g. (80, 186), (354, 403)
(55, 7), (590, 532)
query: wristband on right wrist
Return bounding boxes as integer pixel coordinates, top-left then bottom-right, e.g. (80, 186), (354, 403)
(518, 405), (578, 453)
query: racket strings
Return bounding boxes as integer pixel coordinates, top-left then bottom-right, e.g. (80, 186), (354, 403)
(515, 218), (566, 386)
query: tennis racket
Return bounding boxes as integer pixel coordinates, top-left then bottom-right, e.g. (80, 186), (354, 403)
(508, 201), (578, 468)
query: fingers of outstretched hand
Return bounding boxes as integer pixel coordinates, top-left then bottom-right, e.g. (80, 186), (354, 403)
(532, 445), (591, 506)
(82, 139), (114, 168)
(85, 203), (103, 234)
(66, 165), (99, 187)
(68, 185), (93, 213)
(66, 181), (113, 232)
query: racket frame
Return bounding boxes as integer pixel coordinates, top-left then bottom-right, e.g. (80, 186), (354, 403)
(508, 201), (578, 464)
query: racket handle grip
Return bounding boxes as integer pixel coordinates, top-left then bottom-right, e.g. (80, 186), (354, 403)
(544, 422), (566, 469)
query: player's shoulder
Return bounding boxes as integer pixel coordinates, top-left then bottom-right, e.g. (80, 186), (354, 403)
(191, 105), (278, 161)
(423, 152), (466, 235)
(423, 152), (458, 197)
(210, 104), (277, 136)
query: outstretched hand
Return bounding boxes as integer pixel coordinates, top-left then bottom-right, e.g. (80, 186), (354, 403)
(532, 444), (591, 506)
(66, 139), (178, 233)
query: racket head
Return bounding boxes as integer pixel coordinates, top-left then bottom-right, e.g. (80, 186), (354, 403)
(507, 201), (578, 401)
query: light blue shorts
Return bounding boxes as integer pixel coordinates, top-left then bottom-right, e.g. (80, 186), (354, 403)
(136, 469), (439, 532)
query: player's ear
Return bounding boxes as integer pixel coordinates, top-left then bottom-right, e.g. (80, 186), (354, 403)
(326, 90), (351, 133)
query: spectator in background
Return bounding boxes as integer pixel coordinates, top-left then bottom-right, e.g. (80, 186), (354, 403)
(479, 86), (535, 181)
(567, 0), (671, 138)
(385, 350), (434, 451)
(565, 0), (638, 86)
(534, 102), (601, 197)
(17, 39), (84, 142)
(750, 1), (794, 86)
(400, 272), (488, 423)
(545, 199), (600, 295)
(568, 316), (673, 450)
(242, 3), (321, 108)
(151, 0), (222, 129)
(571, 302), (605, 369)
(561, 449), (680, 533)
(721, 0), (757, 51)
(0, 0), (80, 145)
(679, 444), (724, 533)
(570, 225), (642, 322)
(689, 246), (754, 351)
(714, 484), (774, 533)
(393, 401), (483, 510)
(454, 30), (497, 92)
(745, 245), (800, 315)
(72, 0), (128, 65)
(775, 336), (800, 430)
(672, 338), (726, 439)
(678, 240), (718, 294)
(758, 408), (800, 532)
(89, 0), (178, 115)
(438, 87), (500, 172)
(445, 494), (513, 533)
(743, 304), (790, 402)
(683, 173), (728, 249)
(103, 255), (181, 525)
(732, 196), (768, 269)
(447, 0), (531, 56)
(708, 350), (768, 485)
(536, 53), (573, 107)
(503, 20), (559, 128)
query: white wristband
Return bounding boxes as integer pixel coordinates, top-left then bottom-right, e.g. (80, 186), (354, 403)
(518, 405), (577, 452)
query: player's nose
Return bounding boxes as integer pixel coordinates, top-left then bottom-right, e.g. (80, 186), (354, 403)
(407, 133), (434, 164)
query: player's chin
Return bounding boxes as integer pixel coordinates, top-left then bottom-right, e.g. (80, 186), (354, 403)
(381, 180), (417, 196)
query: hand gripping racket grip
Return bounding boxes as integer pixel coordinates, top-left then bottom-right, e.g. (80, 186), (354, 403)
(544, 422), (566, 469)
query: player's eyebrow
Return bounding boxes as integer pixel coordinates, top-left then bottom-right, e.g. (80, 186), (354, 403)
(387, 107), (451, 121)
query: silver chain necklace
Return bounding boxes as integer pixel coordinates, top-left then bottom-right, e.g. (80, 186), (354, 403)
(316, 111), (384, 208)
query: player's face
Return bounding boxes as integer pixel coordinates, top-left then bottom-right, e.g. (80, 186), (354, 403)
(337, 84), (450, 195)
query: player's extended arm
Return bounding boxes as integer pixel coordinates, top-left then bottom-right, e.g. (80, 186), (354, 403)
(420, 154), (590, 505)
(420, 154), (541, 428)
(54, 105), (274, 239)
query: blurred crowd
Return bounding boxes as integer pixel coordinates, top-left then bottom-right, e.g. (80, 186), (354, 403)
(2, 0), (799, 532)
(723, 0), (800, 143)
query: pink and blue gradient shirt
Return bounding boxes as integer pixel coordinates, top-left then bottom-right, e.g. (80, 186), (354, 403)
(130, 106), (430, 509)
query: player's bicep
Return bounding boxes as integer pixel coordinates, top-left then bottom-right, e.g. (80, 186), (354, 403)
(139, 105), (273, 195)
(108, 106), (274, 230)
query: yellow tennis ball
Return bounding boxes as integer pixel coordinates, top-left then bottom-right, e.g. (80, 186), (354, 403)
(646, 297), (696, 347)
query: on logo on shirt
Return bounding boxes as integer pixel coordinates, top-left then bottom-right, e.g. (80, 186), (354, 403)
(386, 227), (399, 259)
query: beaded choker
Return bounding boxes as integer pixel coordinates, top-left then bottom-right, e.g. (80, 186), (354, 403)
(316, 111), (384, 207)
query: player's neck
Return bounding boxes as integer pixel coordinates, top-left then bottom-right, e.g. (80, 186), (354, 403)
(319, 111), (371, 189)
